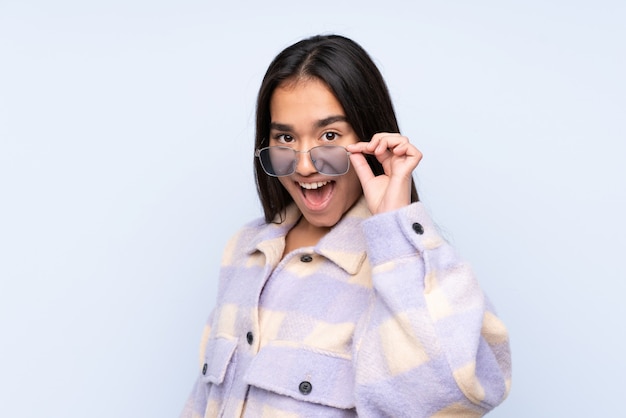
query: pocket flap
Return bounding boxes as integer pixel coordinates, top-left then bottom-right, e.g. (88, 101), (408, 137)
(201, 337), (237, 385)
(244, 344), (355, 409)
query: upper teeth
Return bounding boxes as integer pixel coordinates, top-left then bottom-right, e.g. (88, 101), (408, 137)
(299, 181), (329, 190)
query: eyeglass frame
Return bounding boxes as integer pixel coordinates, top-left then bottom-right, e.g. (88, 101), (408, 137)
(254, 144), (352, 177)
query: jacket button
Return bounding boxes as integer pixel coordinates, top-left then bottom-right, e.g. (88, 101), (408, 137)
(300, 254), (313, 263)
(298, 381), (312, 395)
(412, 222), (424, 235)
(246, 331), (254, 345)
(202, 363), (208, 375)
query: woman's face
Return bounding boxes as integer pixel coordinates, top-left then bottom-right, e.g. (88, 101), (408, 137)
(268, 78), (363, 228)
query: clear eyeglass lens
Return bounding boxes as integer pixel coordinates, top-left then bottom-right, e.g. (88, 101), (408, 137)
(258, 146), (349, 177)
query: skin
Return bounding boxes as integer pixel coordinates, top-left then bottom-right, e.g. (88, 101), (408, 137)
(268, 77), (422, 254)
(347, 133), (423, 215)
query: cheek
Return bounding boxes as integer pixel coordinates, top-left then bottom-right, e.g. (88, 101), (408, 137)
(345, 169), (362, 192)
(338, 170), (363, 205)
(277, 177), (298, 195)
(277, 177), (289, 190)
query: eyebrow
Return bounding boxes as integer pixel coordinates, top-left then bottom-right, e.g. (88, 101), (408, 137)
(315, 115), (348, 129)
(270, 115), (348, 132)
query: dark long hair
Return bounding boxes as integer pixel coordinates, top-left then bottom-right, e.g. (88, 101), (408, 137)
(254, 34), (419, 223)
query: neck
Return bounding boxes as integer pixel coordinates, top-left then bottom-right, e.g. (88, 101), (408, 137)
(282, 216), (330, 257)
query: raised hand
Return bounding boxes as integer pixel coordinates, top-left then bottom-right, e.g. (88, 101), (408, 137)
(346, 133), (422, 215)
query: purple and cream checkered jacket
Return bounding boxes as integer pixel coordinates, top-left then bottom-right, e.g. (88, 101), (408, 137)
(180, 197), (511, 417)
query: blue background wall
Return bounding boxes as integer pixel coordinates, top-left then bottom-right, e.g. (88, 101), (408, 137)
(1, 1), (624, 416)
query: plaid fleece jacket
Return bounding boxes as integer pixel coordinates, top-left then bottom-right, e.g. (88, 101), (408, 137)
(180, 197), (511, 417)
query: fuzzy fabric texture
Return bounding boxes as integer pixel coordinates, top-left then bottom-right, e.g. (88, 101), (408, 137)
(180, 197), (511, 418)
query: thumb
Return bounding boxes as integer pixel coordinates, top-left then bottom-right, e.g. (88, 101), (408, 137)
(349, 152), (376, 187)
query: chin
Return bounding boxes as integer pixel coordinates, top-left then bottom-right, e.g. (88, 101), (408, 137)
(298, 208), (346, 228)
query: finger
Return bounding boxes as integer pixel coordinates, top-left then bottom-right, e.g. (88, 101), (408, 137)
(347, 135), (421, 176)
(382, 134), (410, 150)
(347, 134), (404, 154)
(398, 143), (423, 163)
(375, 137), (391, 157)
(348, 142), (386, 159)
(387, 139), (422, 161)
(348, 152), (376, 186)
(370, 135), (412, 158)
(348, 139), (395, 176)
(345, 142), (371, 154)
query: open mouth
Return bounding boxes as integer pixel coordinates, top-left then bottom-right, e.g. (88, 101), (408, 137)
(298, 180), (334, 209)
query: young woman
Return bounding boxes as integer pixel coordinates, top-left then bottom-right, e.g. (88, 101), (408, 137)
(180, 34), (511, 418)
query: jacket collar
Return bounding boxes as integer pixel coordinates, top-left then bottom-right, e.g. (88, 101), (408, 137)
(245, 196), (371, 275)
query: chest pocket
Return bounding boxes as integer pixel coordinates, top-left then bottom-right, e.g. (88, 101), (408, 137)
(201, 337), (237, 385)
(244, 343), (355, 410)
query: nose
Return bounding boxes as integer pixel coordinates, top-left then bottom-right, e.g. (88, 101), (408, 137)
(294, 150), (317, 176)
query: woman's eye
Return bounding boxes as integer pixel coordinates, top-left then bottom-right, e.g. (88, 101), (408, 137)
(323, 132), (338, 141)
(276, 134), (294, 143)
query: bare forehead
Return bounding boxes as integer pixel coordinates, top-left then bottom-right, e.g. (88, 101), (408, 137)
(270, 78), (346, 127)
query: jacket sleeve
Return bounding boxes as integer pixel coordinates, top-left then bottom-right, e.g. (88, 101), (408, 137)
(352, 202), (511, 418)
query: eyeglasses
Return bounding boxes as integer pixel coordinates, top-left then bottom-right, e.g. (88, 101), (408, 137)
(255, 145), (351, 177)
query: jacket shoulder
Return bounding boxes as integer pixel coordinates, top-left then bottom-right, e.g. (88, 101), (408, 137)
(219, 215), (269, 262)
